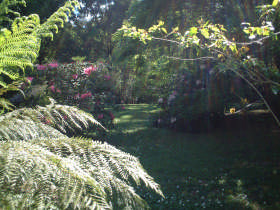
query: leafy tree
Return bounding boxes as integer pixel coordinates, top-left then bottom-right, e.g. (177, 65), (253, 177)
(119, 0), (280, 129)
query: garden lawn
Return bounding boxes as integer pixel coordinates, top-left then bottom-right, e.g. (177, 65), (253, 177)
(106, 104), (280, 209)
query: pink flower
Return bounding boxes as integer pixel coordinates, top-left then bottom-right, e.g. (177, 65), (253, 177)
(83, 65), (97, 75)
(26, 77), (34, 83)
(80, 92), (92, 99)
(74, 93), (80, 99)
(48, 62), (59, 68)
(81, 93), (88, 99)
(72, 74), (78, 79)
(121, 106), (125, 110)
(36, 64), (46, 70)
(56, 89), (61, 93)
(50, 85), (56, 93)
(104, 75), (111, 80)
(98, 114), (104, 119)
(45, 119), (51, 125)
(109, 112), (115, 120)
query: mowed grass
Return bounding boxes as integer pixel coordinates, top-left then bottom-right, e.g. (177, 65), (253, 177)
(106, 104), (280, 209)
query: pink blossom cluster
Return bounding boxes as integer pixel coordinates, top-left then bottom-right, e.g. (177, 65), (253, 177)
(84, 65), (97, 75)
(98, 114), (104, 119)
(26, 77), (34, 83)
(36, 62), (59, 70)
(109, 112), (115, 120)
(48, 62), (59, 68)
(80, 92), (92, 99)
(72, 74), (79, 79)
(104, 75), (111, 80)
(49, 85), (61, 93)
(36, 64), (47, 70)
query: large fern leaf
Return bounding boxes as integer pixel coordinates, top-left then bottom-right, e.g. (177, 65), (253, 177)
(0, 137), (163, 209)
(0, 0), (26, 24)
(36, 1), (79, 40)
(0, 102), (106, 141)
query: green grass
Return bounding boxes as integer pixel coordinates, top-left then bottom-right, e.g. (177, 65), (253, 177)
(105, 104), (280, 209)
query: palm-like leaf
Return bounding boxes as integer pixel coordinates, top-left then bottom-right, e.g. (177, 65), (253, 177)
(0, 104), (164, 209)
(0, 102), (106, 141)
(0, 137), (163, 209)
(0, 0), (26, 24)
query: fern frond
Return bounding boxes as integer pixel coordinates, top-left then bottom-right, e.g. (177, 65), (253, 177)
(0, 140), (111, 209)
(0, 17), (40, 78)
(0, 137), (163, 209)
(0, 78), (7, 88)
(0, 0), (26, 24)
(0, 97), (14, 111)
(0, 109), (66, 141)
(0, 102), (106, 141)
(0, 0), (78, 85)
(36, 99), (108, 133)
(36, 1), (80, 40)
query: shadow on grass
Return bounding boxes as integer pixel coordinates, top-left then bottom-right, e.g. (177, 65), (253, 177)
(105, 104), (280, 209)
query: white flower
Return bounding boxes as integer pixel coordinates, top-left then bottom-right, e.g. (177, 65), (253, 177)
(196, 80), (202, 85)
(171, 117), (177, 124)
(249, 34), (256, 39)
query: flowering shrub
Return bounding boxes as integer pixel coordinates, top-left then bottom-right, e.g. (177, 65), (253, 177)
(25, 61), (118, 136)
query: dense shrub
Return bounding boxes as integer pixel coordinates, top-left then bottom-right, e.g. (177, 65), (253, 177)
(23, 61), (119, 135)
(154, 64), (259, 132)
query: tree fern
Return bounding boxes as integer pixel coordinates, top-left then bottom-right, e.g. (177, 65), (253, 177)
(0, 138), (164, 209)
(0, 99), (107, 141)
(0, 105), (164, 209)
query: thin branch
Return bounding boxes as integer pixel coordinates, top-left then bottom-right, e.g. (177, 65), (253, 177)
(151, 36), (184, 46)
(224, 101), (267, 116)
(152, 31), (280, 48)
(166, 56), (216, 61)
(229, 67), (280, 128)
(229, 31), (280, 46)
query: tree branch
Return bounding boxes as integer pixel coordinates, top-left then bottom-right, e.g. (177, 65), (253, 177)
(229, 66), (280, 128)
(166, 56), (216, 61)
(229, 31), (280, 46)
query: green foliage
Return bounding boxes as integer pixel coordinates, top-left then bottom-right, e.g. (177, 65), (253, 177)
(0, 99), (106, 141)
(0, 102), (163, 208)
(0, 0), (26, 24)
(0, 136), (163, 209)
(25, 61), (116, 133)
(0, 0), (79, 111)
(118, 1), (280, 129)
